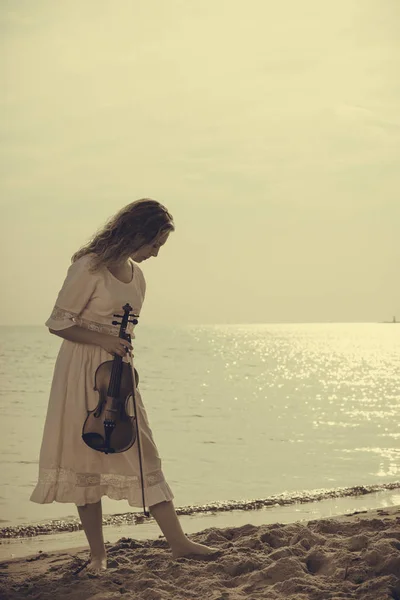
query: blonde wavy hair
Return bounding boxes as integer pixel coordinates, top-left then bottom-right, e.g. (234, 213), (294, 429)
(71, 198), (175, 270)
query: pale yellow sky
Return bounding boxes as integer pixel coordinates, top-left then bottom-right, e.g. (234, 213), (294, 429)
(1, 0), (399, 325)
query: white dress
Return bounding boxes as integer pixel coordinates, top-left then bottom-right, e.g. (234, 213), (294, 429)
(30, 253), (174, 509)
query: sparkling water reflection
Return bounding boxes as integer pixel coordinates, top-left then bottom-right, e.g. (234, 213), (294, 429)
(0, 323), (399, 526)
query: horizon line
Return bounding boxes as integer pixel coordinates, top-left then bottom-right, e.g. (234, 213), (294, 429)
(0, 320), (396, 327)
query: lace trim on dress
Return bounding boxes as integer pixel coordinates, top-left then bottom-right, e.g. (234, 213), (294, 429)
(73, 315), (122, 337)
(49, 306), (135, 337)
(49, 305), (79, 322)
(37, 467), (165, 488)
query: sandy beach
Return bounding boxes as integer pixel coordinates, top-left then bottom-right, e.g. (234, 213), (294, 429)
(1, 506), (399, 600)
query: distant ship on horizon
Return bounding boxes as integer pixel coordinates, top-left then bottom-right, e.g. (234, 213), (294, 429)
(383, 316), (398, 323)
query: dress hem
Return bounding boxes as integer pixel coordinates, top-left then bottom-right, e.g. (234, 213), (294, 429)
(30, 480), (174, 508)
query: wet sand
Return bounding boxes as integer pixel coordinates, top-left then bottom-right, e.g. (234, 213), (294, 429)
(1, 505), (399, 600)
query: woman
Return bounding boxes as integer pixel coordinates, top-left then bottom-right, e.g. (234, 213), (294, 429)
(31, 198), (219, 571)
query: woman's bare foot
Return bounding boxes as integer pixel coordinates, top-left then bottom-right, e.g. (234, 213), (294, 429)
(88, 555), (107, 572)
(172, 540), (221, 559)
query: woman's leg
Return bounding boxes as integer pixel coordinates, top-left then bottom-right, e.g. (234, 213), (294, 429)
(77, 500), (107, 569)
(149, 500), (220, 558)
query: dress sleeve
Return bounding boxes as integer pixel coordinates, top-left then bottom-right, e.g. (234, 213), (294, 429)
(45, 255), (99, 331)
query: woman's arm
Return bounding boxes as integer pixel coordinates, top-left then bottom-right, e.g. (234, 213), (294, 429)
(49, 325), (104, 346)
(49, 326), (133, 357)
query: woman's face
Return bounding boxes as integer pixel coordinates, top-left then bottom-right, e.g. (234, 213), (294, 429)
(131, 230), (170, 262)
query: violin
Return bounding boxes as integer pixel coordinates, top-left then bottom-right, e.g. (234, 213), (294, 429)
(82, 303), (140, 454)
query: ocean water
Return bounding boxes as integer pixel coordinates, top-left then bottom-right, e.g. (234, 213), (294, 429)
(0, 323), (399, 527)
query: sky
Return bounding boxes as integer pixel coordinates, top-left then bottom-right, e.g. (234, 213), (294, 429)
(1, 0), (399, 325)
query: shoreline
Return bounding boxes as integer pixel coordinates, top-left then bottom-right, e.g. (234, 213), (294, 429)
(1, 488), (399, 561)
(1, 504), (399, 600)
(2, 481), (400, 542)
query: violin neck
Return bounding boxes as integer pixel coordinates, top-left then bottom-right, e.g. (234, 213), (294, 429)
(107, 332), (131, 397)
(106, 305), (134, 398)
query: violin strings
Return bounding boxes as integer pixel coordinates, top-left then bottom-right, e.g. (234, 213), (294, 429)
(108, 354), (124, 397)
(108, 316), (131, 397)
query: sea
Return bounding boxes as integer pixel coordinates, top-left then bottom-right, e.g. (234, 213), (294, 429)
(1, 323), (399, 534)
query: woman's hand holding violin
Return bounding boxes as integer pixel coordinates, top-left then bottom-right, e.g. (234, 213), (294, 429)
(99, 334), (133, 357)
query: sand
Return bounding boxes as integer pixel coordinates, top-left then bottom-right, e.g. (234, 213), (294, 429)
(1, 506), (399, 600)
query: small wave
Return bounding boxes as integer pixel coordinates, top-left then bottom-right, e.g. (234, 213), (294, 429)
(1, 481), (399, 540)
(1, 460), (38, 465)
